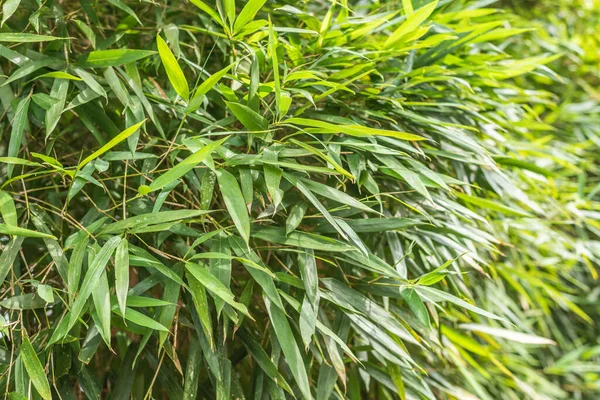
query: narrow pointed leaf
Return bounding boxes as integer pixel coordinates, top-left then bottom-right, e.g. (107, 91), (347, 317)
(157, 35), (189, 101)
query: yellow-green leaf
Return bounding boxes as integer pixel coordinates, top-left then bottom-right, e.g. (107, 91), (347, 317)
(77, 120), (145, 170)
(384, 0), (438, 48)
(283, 117), (426, 141)
(157, 35), (189, 101)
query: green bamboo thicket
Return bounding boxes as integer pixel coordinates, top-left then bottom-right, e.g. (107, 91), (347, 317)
(0, 0), (598, 399)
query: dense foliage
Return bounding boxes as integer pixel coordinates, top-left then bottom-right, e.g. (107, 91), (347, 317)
(0, 0), (598, 399)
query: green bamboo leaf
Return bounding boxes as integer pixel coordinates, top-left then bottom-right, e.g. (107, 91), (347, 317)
(107, 0), (142, 25)
(376, 154), (432, 202)
(384, 0), (438, 48)
(139, 138), (226, 195)
(321, 279), (418, 344)
(0, 236), (24, 285)
(67, 236), (122, 335)
(0, 33), (63, 42)
(316, 217), (421, 233)
(36, 71), (82, 81)
(285, 173), (349, 241)
(7, 97), (30, 178)
(157, 35), (189, 101)
(115, 238), (129, 317)
(223, 0), (235, 26)
(283, 117), (425, 141)
(416, 286), (505, 321)
(68, 237), (88, 303)
(225, 101), (268, 132)
(31, 93), (60, 109)
(77, 120), (145, 170)
(110, 295), (174, 308)
(264, 294), (312, 400)
(279, 291), (359, 363)
(74, 20), (96, 49)
(1, 0), (21, 26)
(297, 176), (376, 214)
(73, 68), (107, 98)
(157, 263), (183, 347)
(263, 146), (284, 209)
(0, 190), (17, 227)
(1, 293), (48, 309)
(233, 0), (266, 33)
(238, 330), (294, 395)
(187, 63), (234, 112)
(37, 284), (54, 303)
(459, 324), (556, 345)
(269, 20), (282, 119)
(183, 336), (202, 399)
(286, 202), (307, 235)
(402, 0), (414, 16)
(45, 78), (69, 139)
(252, 226), (355, 252)
(113, 307), (170, 332)
(2, 59), (58, 87)
(288, 139), (354, 179)
(216, 169), (250, 245)
(20, 335), (51, 400)
(493, 156), (553, 177)
(92, 271), (112, 346)
(416, 257), (457, 286)
(0, 157), (41, 167)
(103, 67), (130, 107)
(129, 244), (185, 286)
(455, 192), (532, 217)
(237, 280), (254, 328)
(401, 288), (430, 328)
(185, 262), (252, 319)
(100, 210), (209, 234)
(189, 0), (225, 28)
(0, 223), (56, 239)
(209, 235), (231, 316)
(299, 250), (319, 349)
(76, 49), (156, 68)
(30, 210), (69, 281)
(186, 270), (214, 348)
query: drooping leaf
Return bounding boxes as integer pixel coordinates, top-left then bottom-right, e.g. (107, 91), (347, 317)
(45, 78), (69, 139)
(64, 236), (122, 339)
(264, 294), (312, 400)
(20, 335), (51, 400)
(216, 169), (251, 245)
(185, 262), (252, 318)
(0, 190), (17, 227)
(115, 238), (129, 317)
(1, 0), (22, 26)
(226, 101), (269, 132)
(7, 98), (30, 177)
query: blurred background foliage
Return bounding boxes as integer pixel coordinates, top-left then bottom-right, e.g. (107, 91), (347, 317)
(0, 0), (598, 399)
